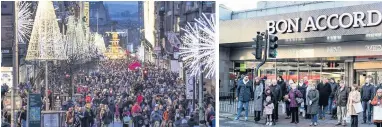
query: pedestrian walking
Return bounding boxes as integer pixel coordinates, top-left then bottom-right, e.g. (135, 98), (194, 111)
(335, 80), (349, 126)
(235, 75), (253, 121)
(253, 77), (264, 122)
(347, 84), (361, 127)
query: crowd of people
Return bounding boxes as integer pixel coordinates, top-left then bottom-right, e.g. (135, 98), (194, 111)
(1, 57), (216, 127)
(235, 74), (382, 127)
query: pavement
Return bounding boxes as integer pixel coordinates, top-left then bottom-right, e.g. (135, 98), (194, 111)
(220, 112), (376, 127)
(219, 100), (375, 127)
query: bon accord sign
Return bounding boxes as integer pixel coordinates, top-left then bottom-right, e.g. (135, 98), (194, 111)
(219, 3), (382, 43)
(267, 10), (382, 34)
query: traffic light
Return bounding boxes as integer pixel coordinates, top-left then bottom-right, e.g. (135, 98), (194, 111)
(252, 32), (264, 60)
(268, 34), (278, 58)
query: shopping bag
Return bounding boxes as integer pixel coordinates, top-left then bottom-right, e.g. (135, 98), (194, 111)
(281, 102), (286, 114)
(373, 106), (382, 121)
(353, 102), (363, 114)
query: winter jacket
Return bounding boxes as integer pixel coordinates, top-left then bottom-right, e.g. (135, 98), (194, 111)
(317, 82), (332, 106)
(270, 84), (281, 102)
(329, 83), (338, 98)
(253, 82), (264, 111)
(298, 83), (307, 101)
(150, 110), (162, 122)
(347, 90), (361, 116)
(370, 96), (382, 123)
(236, 79), (254, 102)
(335, 87), (350, 106)
(263, 101), (274, 115)
(361, 84), (375, 101)
(307, 89), (319, 114)
(278, 80), (287, 97)
(101, 111), (112, 124)
(287, 89), (303, 108)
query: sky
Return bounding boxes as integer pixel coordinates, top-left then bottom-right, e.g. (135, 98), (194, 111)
(220, 1), (258, 11)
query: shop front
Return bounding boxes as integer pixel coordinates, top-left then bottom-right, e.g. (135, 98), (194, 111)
(219, 2), (382, 92)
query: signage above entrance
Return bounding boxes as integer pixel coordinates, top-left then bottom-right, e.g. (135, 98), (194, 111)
(267, 10), (382, 34)
(220, 2), (382, 44)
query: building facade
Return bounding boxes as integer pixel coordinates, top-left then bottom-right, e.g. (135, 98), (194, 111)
(154, 1), (215, 68)
(220, 1), (382, 93)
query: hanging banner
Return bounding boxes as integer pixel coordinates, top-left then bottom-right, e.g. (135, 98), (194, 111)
(185, 73), (194, 99)
(240, 63), (246, 72)
(28, 94), (42, 127)
(83, 2), (90, 27)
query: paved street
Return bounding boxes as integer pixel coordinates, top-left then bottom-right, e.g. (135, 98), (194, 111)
(220, 101), (375, 127)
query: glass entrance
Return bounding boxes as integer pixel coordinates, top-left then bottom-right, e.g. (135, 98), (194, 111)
(356, 69), (382, 86)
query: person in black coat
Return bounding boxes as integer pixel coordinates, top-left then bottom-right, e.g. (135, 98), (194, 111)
(328, 78), (338, 119)
(317, 78), (332, 120)
(79, 107), (90, 127)
(297, 80), (308, 119)
(234, 75), (254, 121)
(270, 79), (281, 122)
(277, 76), (287, 99)
(298, 78), (308, 119)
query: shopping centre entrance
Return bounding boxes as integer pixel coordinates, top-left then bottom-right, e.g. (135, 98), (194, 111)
(232, 56), (382, 86)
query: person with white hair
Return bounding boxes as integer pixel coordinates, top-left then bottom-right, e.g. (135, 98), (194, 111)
(287, 81), (303, 124)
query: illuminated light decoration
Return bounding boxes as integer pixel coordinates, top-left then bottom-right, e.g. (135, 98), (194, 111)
(104, 32), (127, 59)
(93, 33), (106, 55)
(26, 1), (66, 60)
(17, 1), (34, 44)
(179, 13), (215, 79)
(65, 16), (87, 63)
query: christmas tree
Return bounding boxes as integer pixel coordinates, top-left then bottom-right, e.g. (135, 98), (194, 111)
(26, 1), (65, 61)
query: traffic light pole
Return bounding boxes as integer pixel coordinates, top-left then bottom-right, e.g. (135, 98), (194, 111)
(254, 30), (269, 78)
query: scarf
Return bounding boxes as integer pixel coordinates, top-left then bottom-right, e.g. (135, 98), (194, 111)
(243, 80), (249, 85)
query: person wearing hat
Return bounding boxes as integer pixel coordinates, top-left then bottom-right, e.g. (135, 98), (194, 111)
(234, 75), (254, 121)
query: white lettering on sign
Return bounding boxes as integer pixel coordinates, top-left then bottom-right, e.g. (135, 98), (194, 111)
(327, 46), (342, 53)
(267, 10), (382, 34)
(1, 50), (10, 54)
(365, 45), (382, 51)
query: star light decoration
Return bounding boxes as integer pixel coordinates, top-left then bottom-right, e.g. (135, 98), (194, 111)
(179, 13), (215, 79)
(17, 1), (34, 43)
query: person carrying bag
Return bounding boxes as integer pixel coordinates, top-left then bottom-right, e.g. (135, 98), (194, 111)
(371, 89), (382, 127)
